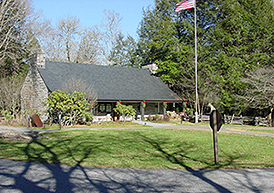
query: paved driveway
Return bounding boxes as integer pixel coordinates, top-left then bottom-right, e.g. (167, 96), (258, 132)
(0, 159), (273, 193)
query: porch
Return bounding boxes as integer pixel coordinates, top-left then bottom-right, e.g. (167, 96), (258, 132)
(92, 101), (181, 123)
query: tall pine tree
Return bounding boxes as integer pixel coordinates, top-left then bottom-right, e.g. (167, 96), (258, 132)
(207, 0), (274, 114)
(137, 0), (218, 112)
(137, 0), (274, 115)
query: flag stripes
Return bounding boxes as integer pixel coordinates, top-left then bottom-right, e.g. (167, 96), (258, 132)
(175, 0), (195, 12)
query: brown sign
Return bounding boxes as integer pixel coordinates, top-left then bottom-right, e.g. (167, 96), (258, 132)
(31, 114), (43, 127)
(210, 110), (223, 132)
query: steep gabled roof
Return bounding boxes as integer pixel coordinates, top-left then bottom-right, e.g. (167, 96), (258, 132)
(38, 61), (182, 102)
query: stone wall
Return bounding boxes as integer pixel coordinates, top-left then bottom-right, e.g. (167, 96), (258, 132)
(20, 53), (48, 122)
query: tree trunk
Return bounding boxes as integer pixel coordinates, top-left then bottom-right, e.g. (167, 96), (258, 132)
(271, 108), (274, 127)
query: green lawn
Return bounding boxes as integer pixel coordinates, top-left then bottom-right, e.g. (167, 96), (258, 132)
(0, 128), (273, 169)
(226, 128), (274, 135)
(28, 121), (149, 130)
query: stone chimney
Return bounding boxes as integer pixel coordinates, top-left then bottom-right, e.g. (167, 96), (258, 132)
(29, 53), (46, 68)
(142, 63), (158, 74)
(21, 52), (48, 123)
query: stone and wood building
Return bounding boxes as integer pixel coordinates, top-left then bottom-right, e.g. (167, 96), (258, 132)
(21, 53), (183, 123)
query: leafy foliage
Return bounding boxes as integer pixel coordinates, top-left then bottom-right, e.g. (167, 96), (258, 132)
(45, 90), (93, 125)
(137, 0), (219, 111)
(113, 104), (136, 122)
(137, 0), (274, 115)
(109, 33), (141, 67)
(206, 0), (274, 113)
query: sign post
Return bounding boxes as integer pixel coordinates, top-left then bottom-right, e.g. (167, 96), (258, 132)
(210, 110), (223, 165)
(59, 114), (61, 130)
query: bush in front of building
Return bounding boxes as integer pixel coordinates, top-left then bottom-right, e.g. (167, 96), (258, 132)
(45, 90), (93, 126)
(113, 104), (136, 122)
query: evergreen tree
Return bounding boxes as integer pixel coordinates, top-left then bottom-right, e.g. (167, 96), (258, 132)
(137, 0), (274, 114)
(207, 0), (274, 114)
(138, 0), (190, 94)
(137, 0), (218, 112)
(109, 33), (141, 67)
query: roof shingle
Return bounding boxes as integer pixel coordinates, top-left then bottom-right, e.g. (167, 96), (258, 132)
(38, 61), (182, 102)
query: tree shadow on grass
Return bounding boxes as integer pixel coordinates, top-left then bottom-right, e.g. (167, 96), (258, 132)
(0, 132), (162, 192)
(0, 130), (271, 192)
(138, 134), (242, 193)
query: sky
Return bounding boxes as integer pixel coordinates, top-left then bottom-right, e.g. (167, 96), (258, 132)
(32, 0), (155, 39)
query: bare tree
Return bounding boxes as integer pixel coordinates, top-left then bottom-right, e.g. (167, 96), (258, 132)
(76, 27), (103, 64)
(241, 66), (274, 125)
(0, 0), (49, 76)
(37, 10), (124, 65)
(0, 75), (25, 118)
(61, 78), (97, 102)
(101, 10), (123, 65)
(0, 0), (24, 72)
(40, 15), (104, 64)
(39, 26), (64, 62)
(57, 15), (80, 62)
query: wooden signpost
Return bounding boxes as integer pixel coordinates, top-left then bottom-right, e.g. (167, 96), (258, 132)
(210, 110), (223, 165)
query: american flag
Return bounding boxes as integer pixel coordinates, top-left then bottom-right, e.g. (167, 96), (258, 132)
(175, 0), (195, 12)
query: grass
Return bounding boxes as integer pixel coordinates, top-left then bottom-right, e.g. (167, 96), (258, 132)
(158, 120), (209, 126)
(226, 128), (274, 135)
(170, 120), (274, 134)
(27, 121), (149, 130)
(0, 127), (273, 169)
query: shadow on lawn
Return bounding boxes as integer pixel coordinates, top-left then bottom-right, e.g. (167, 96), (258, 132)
(0, 131), (268, 193)
(0, 133), (162, 192)
(138, 133), (244, 169)
(138, 134), (246, 193)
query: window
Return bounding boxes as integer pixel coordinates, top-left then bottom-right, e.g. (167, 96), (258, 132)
(99, 104), (105, 112)
(99, 103), (112, 113)
(106, 104), (112, 112)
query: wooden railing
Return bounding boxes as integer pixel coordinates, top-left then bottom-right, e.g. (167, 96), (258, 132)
(200, 114), (272, 127)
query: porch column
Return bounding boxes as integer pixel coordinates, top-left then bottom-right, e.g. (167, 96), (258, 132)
(163, 102), (167, 116)
(141, 102), (145, 120)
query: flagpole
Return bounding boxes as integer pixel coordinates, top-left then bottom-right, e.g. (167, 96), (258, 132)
(175, 0), (198, 123)
(194, 0), (199, 123)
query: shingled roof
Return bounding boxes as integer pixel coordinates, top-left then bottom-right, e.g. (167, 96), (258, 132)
(38, 61), (182, 102)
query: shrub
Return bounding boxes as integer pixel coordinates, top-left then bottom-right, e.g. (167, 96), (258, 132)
(113, 104), (136, 122)
(44, 90), (93, 125)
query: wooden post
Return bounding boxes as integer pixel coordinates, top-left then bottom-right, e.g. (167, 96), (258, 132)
(210, 110), (222, 165)
(213, 111), (219, 165)
(141, 103), (144, 121)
